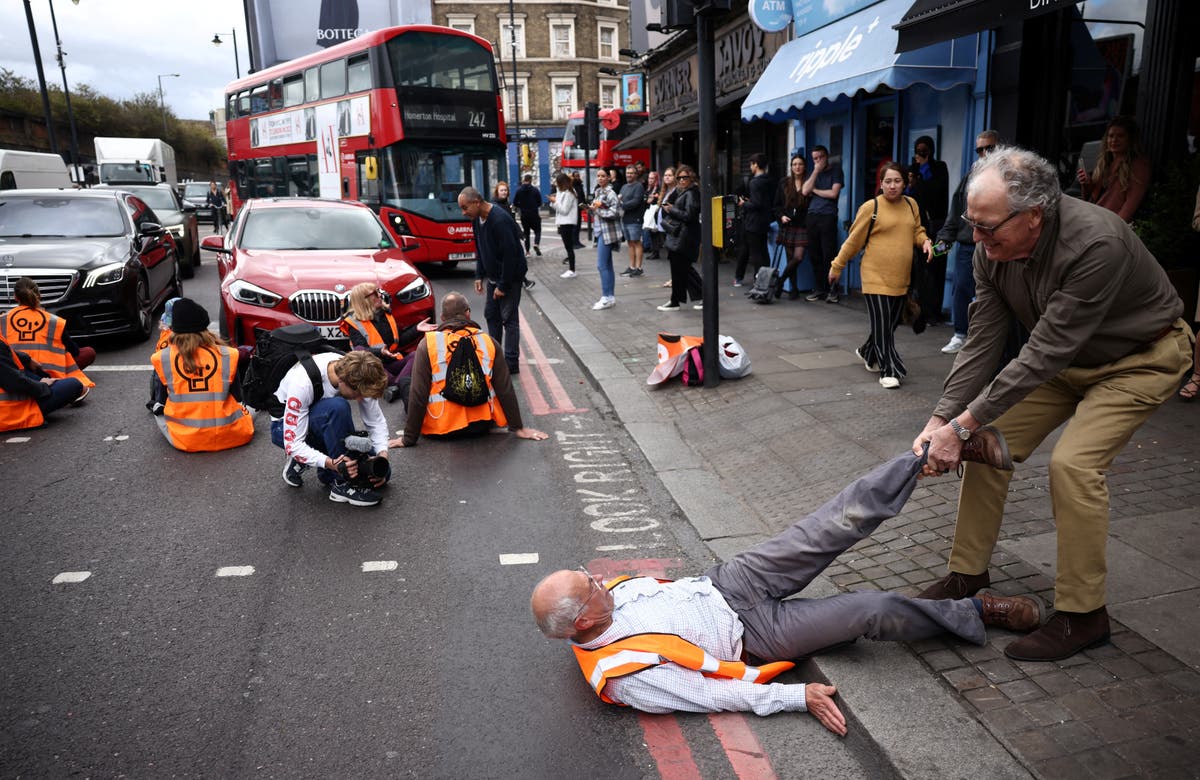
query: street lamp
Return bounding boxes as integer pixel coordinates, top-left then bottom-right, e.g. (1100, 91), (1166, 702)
(47, 0), (81, 182)
(157, 73), (179, 135)
(21, 0), (57, 154)
(211, 29), (240, 79)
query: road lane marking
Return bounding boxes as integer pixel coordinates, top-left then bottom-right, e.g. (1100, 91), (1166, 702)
(637, 714), (702, 780)
(85, 365), (154, 371)
(518, 310), (586, 415)
(215, 566), (255, 577)
(498, 553), (539, 565)
(6, 437), (31, 443)
(708, 713), (777, 779)
(362, 560), (398, 572)
(102, 435), (131, 442)
(51, 571), (91, 584)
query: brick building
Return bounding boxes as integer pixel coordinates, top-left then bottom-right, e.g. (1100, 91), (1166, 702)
(433, 0), (633, 194)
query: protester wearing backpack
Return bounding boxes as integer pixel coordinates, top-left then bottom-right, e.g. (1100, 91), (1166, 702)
(389, 292), (547, 448)
(829, 162), (932, 390)
(273, 349), (392, 507)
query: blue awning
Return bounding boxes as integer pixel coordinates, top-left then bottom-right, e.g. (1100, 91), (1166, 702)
(742, 0), (979, 123)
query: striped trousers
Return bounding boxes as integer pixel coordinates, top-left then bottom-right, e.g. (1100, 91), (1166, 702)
(858, 293), (906, 379)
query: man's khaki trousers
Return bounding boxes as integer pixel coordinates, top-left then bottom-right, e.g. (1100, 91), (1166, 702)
(949, 320), (1194, 613)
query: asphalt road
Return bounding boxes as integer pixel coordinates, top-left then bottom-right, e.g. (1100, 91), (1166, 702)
(1, 225), (894, 779)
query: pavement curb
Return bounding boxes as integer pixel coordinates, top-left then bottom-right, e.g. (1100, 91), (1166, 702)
(527, 264), (1031, 778)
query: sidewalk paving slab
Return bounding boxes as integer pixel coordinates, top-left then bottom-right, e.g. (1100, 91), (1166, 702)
(524, 243), (1200, 779)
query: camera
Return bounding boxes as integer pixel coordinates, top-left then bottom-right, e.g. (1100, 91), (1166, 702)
(338, 431), (388, 488)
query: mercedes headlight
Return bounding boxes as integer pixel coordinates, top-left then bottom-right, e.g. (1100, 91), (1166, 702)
(82, 262), (127, 287)
(229, 279), (283, 308)
(393, 276), (430, 304)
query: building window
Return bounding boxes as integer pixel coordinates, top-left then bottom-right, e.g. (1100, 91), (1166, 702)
(445, 15), (475, 35)
(599, 79), (619, 109)
(499, 18), (526, 60)
(551, 78), (577, 121)
(502, 78), (529, 123)
(550, 22), (575, 59)
(597, 23), (618, 61)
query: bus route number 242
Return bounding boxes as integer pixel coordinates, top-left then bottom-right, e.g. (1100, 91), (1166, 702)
(466, 111), (486, 128)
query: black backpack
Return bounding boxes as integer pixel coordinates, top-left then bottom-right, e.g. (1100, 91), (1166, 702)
(242, 324), (342, 417)
(440, 330), (490, 407)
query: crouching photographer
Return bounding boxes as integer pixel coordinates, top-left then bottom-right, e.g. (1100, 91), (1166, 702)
(272, 350), (392, 507)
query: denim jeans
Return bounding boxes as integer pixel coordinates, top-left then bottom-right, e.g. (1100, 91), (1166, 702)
(484, 281), (522, 369)
(950, 243), (977, 337)
(270, 396), (391, 484)
(597, 240), (617, 299)
(34, 374), (83, 414)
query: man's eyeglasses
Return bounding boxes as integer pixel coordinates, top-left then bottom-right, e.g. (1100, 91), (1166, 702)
(573, 566), (603, 623)
(961, 210), (1021, 237)
(975, 144), (996, 155)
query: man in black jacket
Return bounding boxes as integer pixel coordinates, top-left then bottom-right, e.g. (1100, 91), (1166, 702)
(734, 153), (773, 287)
(907, 135), (951, 325)
(512, 175), (544, 256)
(459, 186), (528, 375)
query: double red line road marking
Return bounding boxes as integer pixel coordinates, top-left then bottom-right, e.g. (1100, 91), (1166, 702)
(516, 310), (586, 416)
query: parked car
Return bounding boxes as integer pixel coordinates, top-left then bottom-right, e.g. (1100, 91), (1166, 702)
(96, 183), (199, 278)
(202, 198), (435, 349)
(0, 188), (182, 341)
(181, 181), (216, 227)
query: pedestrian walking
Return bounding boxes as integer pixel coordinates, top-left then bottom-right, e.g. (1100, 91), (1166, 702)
(513, 175), (543, 256)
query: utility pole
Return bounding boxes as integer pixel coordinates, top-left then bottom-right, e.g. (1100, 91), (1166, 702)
(22, 0), (58, 155)
(47, 0), (80, 182)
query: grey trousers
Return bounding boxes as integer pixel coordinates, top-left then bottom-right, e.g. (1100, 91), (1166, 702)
(705, 452), (985, 661)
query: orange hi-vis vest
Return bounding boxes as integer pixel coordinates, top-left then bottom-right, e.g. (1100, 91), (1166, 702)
(0, 344), (45, 432)
(154, 325), (173, 352)
(1, 306), (94, 388)
(151, 344), (254, 452)
(571, 576), (795, 705)
(421, 327), (507, 435)
(340, 313), (400, 351)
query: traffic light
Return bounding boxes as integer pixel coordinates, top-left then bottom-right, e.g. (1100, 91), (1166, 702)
(662, 0), (695, 30)
(574, 102), (600, 151)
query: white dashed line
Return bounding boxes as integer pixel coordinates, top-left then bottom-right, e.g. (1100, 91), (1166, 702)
(499, 553), (539, 565)
(52, 571), (92, 584)
(85, 365), (154, 371)
(361, 560), (398, 572)
(6, 437), (31, 443)
(596, 544), (642, 551)
(215, 566), (255, 577)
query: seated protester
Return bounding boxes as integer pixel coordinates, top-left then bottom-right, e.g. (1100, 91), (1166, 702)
(149, 298), (254, 452)
(0, 332), (83, 432)
(338, 282), (433, 403)
(272, 349), (392, 507)
(388, 292), (547, 448)
(1, 276), (94, 402)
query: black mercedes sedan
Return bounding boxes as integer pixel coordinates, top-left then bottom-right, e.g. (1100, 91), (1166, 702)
(0, 189), (182, 341)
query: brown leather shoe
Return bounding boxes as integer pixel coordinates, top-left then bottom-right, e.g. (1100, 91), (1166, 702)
(916, 570), (991, 600)
(1003, 606), (1111, 661)
(961, 425), (1013, 470)
(977, 590), (1045, 632)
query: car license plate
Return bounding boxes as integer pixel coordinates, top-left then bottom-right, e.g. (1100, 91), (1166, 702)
(448, 252), (475, 260)
(318, 325), (345, 340)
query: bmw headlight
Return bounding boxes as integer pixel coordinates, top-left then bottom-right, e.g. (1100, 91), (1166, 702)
(229, 279), (283, 308)
(82, 262), (127, 288)
(394, 276), (430, 304)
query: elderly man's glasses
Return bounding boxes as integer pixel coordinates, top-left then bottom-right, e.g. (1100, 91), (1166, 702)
(961, 210), (1021, 237)
(573, 566), (603, 623)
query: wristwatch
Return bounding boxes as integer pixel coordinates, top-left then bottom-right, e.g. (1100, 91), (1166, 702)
(949, 418), (972, 441)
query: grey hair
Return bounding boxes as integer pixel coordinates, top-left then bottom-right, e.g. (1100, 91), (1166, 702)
(535, 592), (583, 638)
(459, 186), (484, 203)
(966, 145), (1061, 219)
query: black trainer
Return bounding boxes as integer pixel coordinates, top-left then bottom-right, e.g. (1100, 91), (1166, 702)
(329, 481), (381, 506)
(282, 457), (308, 488)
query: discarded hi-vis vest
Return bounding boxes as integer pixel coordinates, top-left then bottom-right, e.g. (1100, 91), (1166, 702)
(152, 344), (254, 452)
(571, 576), (795, 705)
(421, 328), (507, 435)
(340, 312), (400, 351)
(0, 345), (45, 432)
(1, 306), (94, 388)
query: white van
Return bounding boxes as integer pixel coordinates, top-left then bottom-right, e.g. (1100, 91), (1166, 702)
(0, 149), (73, 190)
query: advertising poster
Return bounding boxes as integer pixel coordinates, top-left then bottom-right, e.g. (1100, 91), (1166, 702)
(316, 102), (340, 199)
(622, 73), (644, 113)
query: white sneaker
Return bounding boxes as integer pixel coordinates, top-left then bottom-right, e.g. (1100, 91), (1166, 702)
(692, 302), (703, 310)
(657, 302), (680, 311)
(592, 298), (615, 310)
(879, 376), (901, 389)
(560, 270), (576, 278)
(941, 334), (966, 353)
(854, 347), (880, 373)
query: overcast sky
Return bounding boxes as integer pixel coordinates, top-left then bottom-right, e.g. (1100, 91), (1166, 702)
(0, 0), (1147, 125)
(1, 0), (249, 121)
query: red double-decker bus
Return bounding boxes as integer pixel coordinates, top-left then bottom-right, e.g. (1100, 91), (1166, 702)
(222, 26), (507, 267)
(560, 108), (651, 172)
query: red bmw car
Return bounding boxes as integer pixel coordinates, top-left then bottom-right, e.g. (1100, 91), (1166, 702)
(201, 198), (435, 348)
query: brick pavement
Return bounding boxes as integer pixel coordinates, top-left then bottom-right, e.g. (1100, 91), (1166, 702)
(525, 241), (1200, 779)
